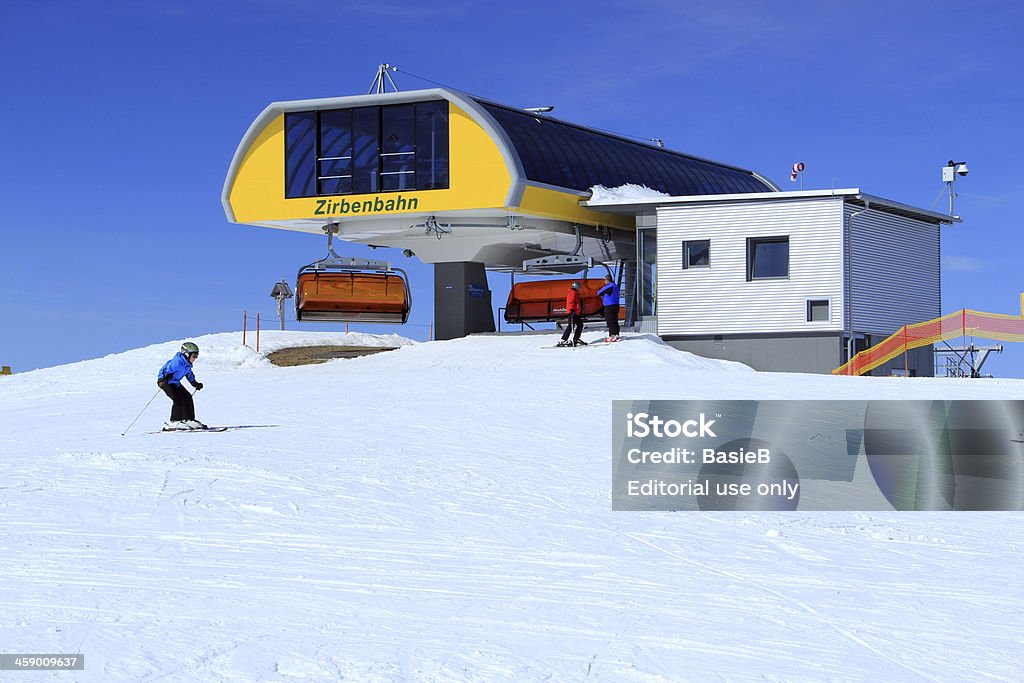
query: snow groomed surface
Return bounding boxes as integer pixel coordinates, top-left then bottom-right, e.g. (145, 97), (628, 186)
(2, 330), (1023, 681)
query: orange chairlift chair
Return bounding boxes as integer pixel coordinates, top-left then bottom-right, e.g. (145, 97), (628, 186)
(295, 226), (411, 324)
(504, 229), (628, 326)
(504, 278), (609, 324)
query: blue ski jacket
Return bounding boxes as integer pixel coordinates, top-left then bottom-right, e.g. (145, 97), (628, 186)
(158, 352), (197, 386)
(598, 282), (620, 306)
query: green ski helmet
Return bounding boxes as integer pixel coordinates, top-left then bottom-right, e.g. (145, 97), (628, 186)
(180, 342), (200, 356)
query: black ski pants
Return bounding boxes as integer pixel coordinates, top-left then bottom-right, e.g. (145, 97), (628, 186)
(604, 303), (621, 338)
(561, 312), (583, 343)
(161, 383), (195, 422)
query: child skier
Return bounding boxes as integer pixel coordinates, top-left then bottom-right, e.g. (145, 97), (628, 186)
(157, 342), (207, 430)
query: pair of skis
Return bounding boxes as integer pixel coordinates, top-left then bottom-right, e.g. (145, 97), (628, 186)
(148, 424), (276, 434)
(549, 337), (622, 349)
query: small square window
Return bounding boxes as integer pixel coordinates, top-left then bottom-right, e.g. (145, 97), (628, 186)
(747, 237), (789, 280)
(807, 299), (830, 322)
(682, 240), (710, 269)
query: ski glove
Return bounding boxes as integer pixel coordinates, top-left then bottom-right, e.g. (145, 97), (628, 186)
(157, 376), (170, 389)
(193, 382), (204, 391)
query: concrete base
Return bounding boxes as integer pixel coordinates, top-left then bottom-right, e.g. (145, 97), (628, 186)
(662, 332), (935, 376)
(434, 262), (496, 340)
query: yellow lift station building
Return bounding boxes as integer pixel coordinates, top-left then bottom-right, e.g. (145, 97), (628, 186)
(224, 87), (952, 374)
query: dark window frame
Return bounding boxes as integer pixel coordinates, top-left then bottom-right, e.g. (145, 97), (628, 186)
(317, 108), (354, 196)
(283, 101), (450, 198)
(284, 111), (317, 199)
(746, 236), (790, 281)
(681, 239), (711, 269)
(806, 299), (830, 322)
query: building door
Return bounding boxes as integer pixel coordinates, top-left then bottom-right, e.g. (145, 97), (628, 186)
(637, 228), (657, 317)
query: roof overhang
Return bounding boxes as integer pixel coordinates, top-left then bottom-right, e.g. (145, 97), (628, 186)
(582, 188), (961, 225)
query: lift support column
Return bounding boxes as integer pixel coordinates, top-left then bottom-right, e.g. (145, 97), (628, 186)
(434, 262), (495, 340)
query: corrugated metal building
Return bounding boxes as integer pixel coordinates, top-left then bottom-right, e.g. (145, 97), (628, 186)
(586, 190), (956, 375)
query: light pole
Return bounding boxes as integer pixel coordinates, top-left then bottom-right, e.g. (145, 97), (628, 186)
(943, 160), (969, 217)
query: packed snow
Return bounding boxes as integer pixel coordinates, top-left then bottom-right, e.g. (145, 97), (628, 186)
(2, 330), (1023, 682)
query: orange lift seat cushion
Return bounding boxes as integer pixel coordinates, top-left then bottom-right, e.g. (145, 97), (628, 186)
(298, 272), (408, 315)
(505, 278), (613, 322)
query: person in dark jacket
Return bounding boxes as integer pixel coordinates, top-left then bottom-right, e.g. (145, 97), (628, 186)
(597, 275), (621, 341)
(557, 282), (587, 347)
(157, 342), (206, 430)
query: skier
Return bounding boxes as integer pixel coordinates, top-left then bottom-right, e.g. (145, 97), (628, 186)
(157, 342), (207, 430)
(556, 281), (587, 347)
(597, 275), (621, 341)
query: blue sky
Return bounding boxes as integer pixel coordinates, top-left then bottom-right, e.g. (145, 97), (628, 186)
(3, 1), (1023, 376)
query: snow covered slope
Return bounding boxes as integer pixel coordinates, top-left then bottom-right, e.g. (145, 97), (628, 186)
(2, 331), (1023, 681)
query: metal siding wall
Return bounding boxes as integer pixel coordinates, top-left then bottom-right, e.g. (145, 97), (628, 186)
(656, 198), (844, 335)
(846, 205), (941, 334)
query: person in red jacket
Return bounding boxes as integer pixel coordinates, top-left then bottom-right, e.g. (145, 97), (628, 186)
(557, 281), (587, 347)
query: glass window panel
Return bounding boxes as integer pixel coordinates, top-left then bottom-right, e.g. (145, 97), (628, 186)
(284, 112), (316, 198)
(638, 229), (657, 316)
(381, 172), (414, 192)
(748, 237), (789, 279)
(381, 155), (414, 173)
(320, 109), (352, 159)
(380, 104), (415, 192)
(378, 104), (413, 191)
(415, 101), (449, 190)
(319, 177), (352, 195)
(808, 300), (830, 322)
(352, 107), (379, 195)
(318, 110), (353, 195)
(319, 158), (352, 177)
(683, 240), (710, 268)
(381, 105), (415, 156)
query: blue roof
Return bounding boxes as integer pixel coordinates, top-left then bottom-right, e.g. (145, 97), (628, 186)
(473, 98), (776, 196)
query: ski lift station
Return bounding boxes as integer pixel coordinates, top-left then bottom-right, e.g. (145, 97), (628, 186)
(222, 82), (958, 375)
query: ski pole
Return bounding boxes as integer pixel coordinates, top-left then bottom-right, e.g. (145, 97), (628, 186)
(121, 388), (162, 436)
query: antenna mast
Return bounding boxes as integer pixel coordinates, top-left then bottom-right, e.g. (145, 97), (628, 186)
(368, 64), (400, 94)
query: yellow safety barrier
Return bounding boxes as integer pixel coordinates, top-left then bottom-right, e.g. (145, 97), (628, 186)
(834, 308), (1024, 376)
